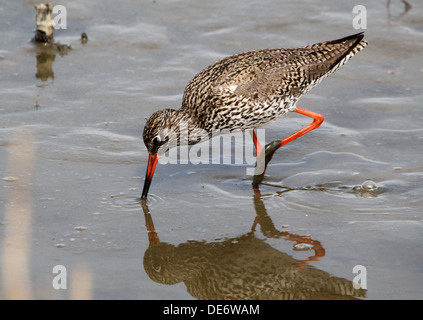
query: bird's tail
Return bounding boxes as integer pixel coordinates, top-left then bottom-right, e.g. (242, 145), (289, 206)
(304, 32), (368, 80)
(324, 32), (368, 67)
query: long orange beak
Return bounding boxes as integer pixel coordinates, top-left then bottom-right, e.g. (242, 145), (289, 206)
(141, 153), (158, 200)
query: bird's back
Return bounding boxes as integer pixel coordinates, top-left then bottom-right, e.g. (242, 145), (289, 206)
(181, 33), (367, 131)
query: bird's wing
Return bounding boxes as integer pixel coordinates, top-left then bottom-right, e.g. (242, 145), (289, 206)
(211, 55), (312, 106)
(183, 33), (367, 111)
(212, 43), (362, 106)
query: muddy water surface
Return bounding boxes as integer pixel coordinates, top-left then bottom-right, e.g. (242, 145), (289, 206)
(1, 0), (422, 299)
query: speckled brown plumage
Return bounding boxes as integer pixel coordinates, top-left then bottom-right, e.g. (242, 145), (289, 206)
(143, 33), (367, 154)
(140, 33), (367, 199)
(143, 234), (366, 300)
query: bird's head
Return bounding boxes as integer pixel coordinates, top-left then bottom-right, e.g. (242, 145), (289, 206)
(143, 109), (181, 156)
(141, 109), (182, 200)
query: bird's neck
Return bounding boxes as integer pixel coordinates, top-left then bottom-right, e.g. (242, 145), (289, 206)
(168, 109), (209, 146)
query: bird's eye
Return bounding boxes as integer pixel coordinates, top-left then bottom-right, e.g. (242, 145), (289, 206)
(152, 136), (161, 145)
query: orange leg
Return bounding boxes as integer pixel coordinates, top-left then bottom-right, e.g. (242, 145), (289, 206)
(249, 129), (263, 159)
(252, 108), (324, 185)
(142, 202), (160, 245)
(281, 232), (326, 268)
(278, 108), (324, 149)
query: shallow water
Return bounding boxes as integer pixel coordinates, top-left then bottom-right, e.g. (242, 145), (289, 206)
(1, 0), (422, 299)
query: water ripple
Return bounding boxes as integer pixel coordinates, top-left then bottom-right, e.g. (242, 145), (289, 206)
(110, 193), (164, 211)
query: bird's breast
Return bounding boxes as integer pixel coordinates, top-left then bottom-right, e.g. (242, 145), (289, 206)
(200, 93), (298, 132)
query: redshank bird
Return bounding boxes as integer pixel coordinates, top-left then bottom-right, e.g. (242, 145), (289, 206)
(141, 32), (367, 199)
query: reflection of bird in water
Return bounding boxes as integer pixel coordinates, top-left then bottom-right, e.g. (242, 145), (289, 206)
(142, 193), (366, 300)
(143, 235), (366, 300)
